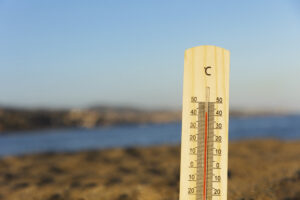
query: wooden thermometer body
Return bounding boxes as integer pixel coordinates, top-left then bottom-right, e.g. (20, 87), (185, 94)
(180, 45), (230, 200)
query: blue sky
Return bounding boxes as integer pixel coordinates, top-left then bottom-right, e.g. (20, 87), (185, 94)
(0, 0), (299, 110)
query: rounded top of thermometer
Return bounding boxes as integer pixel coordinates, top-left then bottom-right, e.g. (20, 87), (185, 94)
(185, 45), (230, 55)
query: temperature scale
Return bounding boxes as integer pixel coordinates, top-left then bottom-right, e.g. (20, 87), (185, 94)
(180, 45), (230, 200)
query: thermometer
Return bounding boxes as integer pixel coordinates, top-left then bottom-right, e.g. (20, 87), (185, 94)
(180, 45), (230, 200)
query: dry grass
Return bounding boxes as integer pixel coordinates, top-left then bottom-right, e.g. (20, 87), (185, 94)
(0, 140), (299, 200)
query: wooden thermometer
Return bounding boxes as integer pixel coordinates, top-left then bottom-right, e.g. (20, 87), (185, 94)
(180, 45), (230, 200)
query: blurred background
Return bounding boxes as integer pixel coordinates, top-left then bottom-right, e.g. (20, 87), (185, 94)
(0, 1), (299, 200)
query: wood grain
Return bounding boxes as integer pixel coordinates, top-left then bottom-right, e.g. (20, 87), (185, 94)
(180, 45), (230, 200)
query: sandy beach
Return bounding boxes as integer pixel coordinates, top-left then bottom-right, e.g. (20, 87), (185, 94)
(0, 139), (299, 200)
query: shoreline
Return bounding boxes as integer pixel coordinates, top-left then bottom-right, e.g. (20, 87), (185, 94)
(0, 106), (298, 133)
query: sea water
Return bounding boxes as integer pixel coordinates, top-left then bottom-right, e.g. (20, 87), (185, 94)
(0, 115), (299, 156)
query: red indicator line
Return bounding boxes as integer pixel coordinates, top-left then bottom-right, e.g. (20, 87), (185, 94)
(203, 112), (208, 200)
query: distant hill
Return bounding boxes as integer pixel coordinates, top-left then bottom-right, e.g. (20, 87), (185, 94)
(0, 106), (295, 133)
(0, 106), (180, 133)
